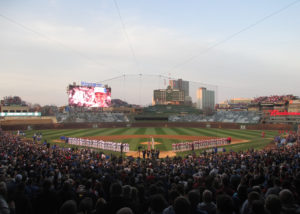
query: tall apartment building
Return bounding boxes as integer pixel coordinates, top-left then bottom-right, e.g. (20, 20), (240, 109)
(197, 87), (215, 110)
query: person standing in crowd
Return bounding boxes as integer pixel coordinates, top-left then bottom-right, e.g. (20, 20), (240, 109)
(120, 143), (124, 156)
(0, 182), (11, 214)
(142, 149), (146, 159)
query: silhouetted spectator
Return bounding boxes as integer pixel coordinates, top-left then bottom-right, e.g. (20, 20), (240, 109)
(0, 182), (10, 214)
(265, 194), (282, 214)
(173, 196), (191, 214)
(13, 182), (32, 214)
(34, 179), (58, 214)
(94, 198), (108, 214)
(198, 190), (216, 214)
(107, 183), (126, 214)
(149, 194), (168, 214)
(116, 207), (134, 214)
(249, 200), (266, 214)
(216, 194), (234, 214)
(279, 189), (299, 214)
(59, 200), (77, 214)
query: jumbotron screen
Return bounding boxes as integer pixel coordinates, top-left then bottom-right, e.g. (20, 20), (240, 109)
(68, 86), (111, 107)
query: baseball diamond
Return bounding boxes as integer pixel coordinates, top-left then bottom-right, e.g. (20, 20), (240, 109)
(22, 127), (277, 157)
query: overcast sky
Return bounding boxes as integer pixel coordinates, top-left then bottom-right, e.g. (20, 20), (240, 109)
(0, 0), (299, 106)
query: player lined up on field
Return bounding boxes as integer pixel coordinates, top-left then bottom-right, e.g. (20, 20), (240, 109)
(172, 138), (229, 151)
(68, 137), (130, 152)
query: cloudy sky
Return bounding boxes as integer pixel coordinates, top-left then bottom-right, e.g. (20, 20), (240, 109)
(0, 0), (299, 106)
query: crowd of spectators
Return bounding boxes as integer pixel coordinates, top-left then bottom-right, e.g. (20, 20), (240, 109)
(56, 112), (129, 123)
(169, 111), (261, 123)
(252, 95), (295, 104)
(1, 130), (300, 214)
(274, 131), (299, 147)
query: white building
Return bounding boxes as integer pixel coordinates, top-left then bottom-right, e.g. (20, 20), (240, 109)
(197, 87), (215, 110)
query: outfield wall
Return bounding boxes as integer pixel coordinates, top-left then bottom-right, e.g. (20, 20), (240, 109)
(0, 121), (293, 131)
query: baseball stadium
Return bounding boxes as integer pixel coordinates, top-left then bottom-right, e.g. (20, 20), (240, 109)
(1, 75), (299, 159)
(1, 1), (300, 212)
(1, 83), (300, 213)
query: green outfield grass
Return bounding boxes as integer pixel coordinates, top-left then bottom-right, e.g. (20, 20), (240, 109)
(21, 127), (277, 155)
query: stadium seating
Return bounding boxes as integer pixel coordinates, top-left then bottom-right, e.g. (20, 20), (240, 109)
(56, 112), (129, 123)
(252, 95), (295, 104)
(169, 111), (261, 123)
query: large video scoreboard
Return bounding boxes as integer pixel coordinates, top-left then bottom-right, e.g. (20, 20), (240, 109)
(68, 85), (111, 107)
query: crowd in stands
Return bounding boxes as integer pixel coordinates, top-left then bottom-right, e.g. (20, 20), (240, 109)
(144, 105), (200, 114)
(169, 111), (261, 123)
(56, 112), (129, 123)
(252, 95), (295, 104)
(1, 129), (300, 214)
(274, 131), (299, 147)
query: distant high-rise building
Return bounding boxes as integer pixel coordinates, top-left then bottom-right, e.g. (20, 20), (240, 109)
(169, 78), (191, 104)
(169, 79), (189, 97)
(197, 87), (215, 110)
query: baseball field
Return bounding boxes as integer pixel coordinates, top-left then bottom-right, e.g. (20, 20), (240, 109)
(22, 127), (278, 157)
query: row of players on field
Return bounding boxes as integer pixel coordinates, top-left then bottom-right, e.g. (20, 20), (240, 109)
(172, 138), (230, 151)
(68, 137), (231, 152)
(68, 137), (130, 152)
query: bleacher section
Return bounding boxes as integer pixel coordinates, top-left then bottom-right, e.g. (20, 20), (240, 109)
(252, 95), (295, 104)
(56, 112), (129, 123)
(169, 111), (261, 123)
(144, 105), (200, 114)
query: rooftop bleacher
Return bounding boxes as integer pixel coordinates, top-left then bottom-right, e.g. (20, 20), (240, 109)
(252, 95), (295, 104)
